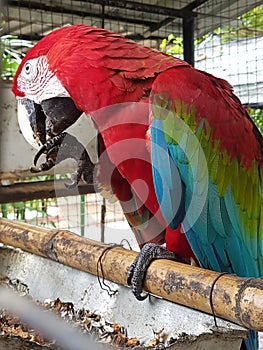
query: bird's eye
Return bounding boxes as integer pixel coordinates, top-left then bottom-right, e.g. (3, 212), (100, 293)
(23, 61), (36, 80)
(24, 62), (32, 74)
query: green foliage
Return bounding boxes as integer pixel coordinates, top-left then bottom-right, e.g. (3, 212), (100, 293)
(1, 35), (20, 79)
(248, 108), (263, 134)
(213, 5), (263, 42)
(160, 33), (209, 56)
(241, 5), (263, 34)
(0, 12), (20, 78)
(160, 4), (263, 55)
(1, 10), (33, 79)
(160, 34), (184, 55)
(1, 35), (33, 80)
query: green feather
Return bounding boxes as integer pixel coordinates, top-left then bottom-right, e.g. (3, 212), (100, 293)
(154, 94), (263, 268)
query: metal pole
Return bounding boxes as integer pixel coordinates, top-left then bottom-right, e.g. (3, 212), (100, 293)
(183, 16), (195, 67)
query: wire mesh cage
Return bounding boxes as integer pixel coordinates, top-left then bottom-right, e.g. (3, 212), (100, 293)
(1, 0), (263, 246)
(1, 2), (263, 348)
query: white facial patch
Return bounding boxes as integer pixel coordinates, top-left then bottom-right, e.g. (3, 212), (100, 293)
(17, 56), (70, 104)
(17, 99), (40, 149)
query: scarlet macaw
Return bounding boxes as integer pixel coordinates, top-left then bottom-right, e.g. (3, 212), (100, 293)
(12, 25), (262, 350)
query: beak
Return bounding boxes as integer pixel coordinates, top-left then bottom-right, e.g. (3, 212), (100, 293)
(17, 97), (91, 186)
(17, 97), (82, 149)
(40, 97), (82, 136)
(17, 98), (47, 149)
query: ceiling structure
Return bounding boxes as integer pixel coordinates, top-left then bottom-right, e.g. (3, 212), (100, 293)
(1, 0), (263, 105)
(2, 0), (263, 44)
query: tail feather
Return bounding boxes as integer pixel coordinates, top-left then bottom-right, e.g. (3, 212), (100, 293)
(241, 330), (258, 350)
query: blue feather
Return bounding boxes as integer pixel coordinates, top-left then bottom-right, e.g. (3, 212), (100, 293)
(151, 120), (185, 229)
(150, 118), (261, 278)
(150, 111), (260, 350)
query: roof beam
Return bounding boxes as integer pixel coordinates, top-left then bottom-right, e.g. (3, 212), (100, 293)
(142, 1), (209, 38)
(7, 0), (157, 28)
(182, 0), (209, 11)
(71, 0), (197, 18)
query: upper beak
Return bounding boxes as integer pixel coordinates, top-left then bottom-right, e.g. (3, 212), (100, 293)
(17, 98), (47, 149)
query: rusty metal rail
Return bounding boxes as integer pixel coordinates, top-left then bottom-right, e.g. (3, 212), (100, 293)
(0, 217), (262, 331)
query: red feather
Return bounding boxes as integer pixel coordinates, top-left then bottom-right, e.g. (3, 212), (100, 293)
(151, 68), (263, 169)
(12, 24), (197, 263)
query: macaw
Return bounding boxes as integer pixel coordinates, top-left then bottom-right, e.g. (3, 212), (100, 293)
(12, 24), (262, 350)
(12, 24), (196, 264)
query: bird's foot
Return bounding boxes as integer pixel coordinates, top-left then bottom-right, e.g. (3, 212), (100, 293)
(127, 243), (182, 301)
(30, 133), (66, 174)
(31, 132), (95, 188)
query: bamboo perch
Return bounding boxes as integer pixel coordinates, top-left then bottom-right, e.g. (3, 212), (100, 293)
(0, 218), (262, 331)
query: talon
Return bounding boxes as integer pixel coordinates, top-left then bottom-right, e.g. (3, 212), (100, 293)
(30, 158), (56, 174)
(127, 264), (135, 286)
(46, 145), (59, 158)
(31, 132), (94, 188)
(34, 144), (48, 166)
(62, 138), (95, 188)
(30, 166), (42, 173)
(34, 132), (67, 166)
(127, 243), (182, 300)
(135, 292), (149, 301)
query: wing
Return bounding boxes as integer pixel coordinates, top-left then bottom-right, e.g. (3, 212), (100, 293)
(95, 117), (167, 249)
(45, 25), (189, 113)
(150, 66), (263, 278)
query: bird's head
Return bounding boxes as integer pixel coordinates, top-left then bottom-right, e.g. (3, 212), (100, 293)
(12, 25), (89, 148)
(13, 24), (179, 149)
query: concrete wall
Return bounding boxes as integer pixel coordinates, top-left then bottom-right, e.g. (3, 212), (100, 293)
(0, 246), (247, 350)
